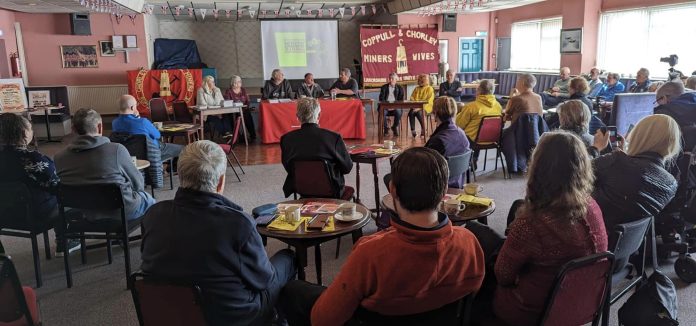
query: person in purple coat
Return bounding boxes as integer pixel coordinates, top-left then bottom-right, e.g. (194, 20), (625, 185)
(426, 96), (471, 188)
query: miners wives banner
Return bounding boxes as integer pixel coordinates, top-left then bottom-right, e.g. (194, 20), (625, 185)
(360, 26), (439, 87)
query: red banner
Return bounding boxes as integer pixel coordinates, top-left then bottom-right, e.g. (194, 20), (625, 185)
(360, 26), (439, 87)
(127, 69), (203, 116)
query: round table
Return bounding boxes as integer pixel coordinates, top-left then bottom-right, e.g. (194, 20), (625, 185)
(135, 159), (150, 170)
(349, 146), (400, 217)
(257, 198), (371, 284)
(381, 188), (496, 225)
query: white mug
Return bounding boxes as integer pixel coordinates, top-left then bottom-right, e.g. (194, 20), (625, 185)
(339, 203), (356, 217)
(442, 198), (465, 215)
(285, 205), (302, 223)
(464, 183), (483, 196)
(153, 122), (163, 129)
(383, 140), (395, 150)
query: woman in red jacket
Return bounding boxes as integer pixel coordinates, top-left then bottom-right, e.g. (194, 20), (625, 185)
(492, 131), (608, 326)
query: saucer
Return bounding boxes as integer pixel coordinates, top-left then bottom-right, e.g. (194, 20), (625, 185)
(334, 211), (364, 222)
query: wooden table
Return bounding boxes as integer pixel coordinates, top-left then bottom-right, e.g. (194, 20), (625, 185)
(135, 159), (150, 170)
(361, 98), (377, 125)
(350, 146), (400, 218)
(381, 188), (496, 225)
(159, 122), (202, 144)
(191, 105), (248, 146)
(377, 101), (427, 143)
(256, 198), (370, 284)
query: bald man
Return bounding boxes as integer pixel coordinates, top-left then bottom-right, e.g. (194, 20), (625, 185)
(541, 67), (572, 107)
(112, 94), (183, 162)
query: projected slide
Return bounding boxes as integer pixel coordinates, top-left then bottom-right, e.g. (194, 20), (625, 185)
(261, 21), (339, 80)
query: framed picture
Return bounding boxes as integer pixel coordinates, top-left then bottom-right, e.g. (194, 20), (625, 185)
(60, 45), (98, 68)
(28, 90), (51, 107)
(99, 40), (115, 56)
(125, 35), (137, 48)
(112, 35), (124, 49)
(0, 78), (28, 112)
(560, 28), (582, 54)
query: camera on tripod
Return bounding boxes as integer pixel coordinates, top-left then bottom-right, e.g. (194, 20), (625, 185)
(660, 54), (683, 80)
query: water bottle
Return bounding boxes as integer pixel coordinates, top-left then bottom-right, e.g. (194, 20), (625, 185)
(331, 90), (337, 101)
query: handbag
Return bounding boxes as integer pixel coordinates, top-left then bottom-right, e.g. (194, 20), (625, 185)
(617, 269), (679, 326)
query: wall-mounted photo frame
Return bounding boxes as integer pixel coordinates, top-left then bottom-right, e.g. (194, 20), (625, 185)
(560, 28), (582, 54)
(99, 40), (115, 56)
(125, 35), (137, 48)
(60, 45), (98, 68)
(112, 35), (124, 50)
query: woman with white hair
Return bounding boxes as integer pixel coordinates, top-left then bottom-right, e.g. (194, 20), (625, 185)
(224, 75), (256, 140)
(262, 69), (293, 100)
(197, 75), (233, 137)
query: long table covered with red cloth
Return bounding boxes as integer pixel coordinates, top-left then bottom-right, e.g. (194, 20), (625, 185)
(259, 99), (366, 144)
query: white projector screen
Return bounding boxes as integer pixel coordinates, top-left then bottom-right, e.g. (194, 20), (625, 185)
(261, 20), (339, 80)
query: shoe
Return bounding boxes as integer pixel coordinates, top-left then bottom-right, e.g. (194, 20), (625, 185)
(383, 129), (389, 136)
(392, 127), (399, 137)
(411, 130), (417, 138)
(56, 239), (81, 257)
(222, 132), (234, 138)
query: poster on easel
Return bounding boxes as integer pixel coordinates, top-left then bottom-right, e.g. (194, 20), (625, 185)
(0, 78), (28, 112)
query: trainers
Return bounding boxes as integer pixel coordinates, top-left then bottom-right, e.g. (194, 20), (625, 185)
(56, 239), (81, 257)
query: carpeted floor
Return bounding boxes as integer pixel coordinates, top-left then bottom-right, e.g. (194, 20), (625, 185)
(2, 141), (695, 325)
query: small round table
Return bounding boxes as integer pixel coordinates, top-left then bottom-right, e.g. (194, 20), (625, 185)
(350, 146), (400, 217)
(257, 198), (371, 284)
(135, 159), (150, 170)
(381, 188), (496, 225)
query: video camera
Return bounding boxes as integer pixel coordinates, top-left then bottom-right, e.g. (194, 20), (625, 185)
(660, 54), (683, 80)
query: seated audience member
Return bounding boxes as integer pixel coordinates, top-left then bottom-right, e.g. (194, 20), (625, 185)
(427, 97), (471, 188)
(503, 73), (544, 122)
(198, 76), (234, 136)
(456, 79), (502, 140)
(55, 108), (155, 220)
(587, 67), (604, 97)
(438, 69), (463, 101)
(654, 81), (696, 122)
(329, 68), (359, 98)
(685, 76), (696, 91)
(0, 114), (78, 255)
(224, 75), (256, 140)
(591, 114), (680, 234)
(567, 77), (594, 110)
(379, 72), (405, 136)
(140, 141), (295, 326)
(113, 95), (184, 162)
(280, 98), (353, 198)
(628, 68), (653, 93)
(280, 147), (485, 326)
(492, 131), (607, 326)
(649, 81), (664, 93)
(262, 69), (293, 99)
(595, 72), (625, 102)
(296, 73), (325, 99)
(557, 100), (593, 147)
(541, 67), (571, 107)
(408, 73), (435, 138)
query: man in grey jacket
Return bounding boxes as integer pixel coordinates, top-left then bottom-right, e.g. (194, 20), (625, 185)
(55, 108), (155, 220)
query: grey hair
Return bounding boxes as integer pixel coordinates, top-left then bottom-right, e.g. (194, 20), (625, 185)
(477, 79), (495, 95)
(607, 72), (620, 80)
(272, 69), (282, 80)
(637, 67), (650, 78)
(72, 108), (102, 135)
(340, 68), (351, 77)
(203, 75), (216, 92)
(178, 140), (227, 193)
(388, 72), (398, 79)
(558, 100), (591, 134)
(229, 75), (242, 87)
(518, 73), (537, 89)
(686, 76), (696, 90)
(296, 98), (321, 124)
(656, 81), (685, 103)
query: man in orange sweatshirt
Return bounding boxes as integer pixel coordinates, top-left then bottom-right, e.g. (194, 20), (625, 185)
(280, 147), (486, 326)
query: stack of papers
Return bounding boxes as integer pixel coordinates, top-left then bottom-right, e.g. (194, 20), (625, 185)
(456, 194), (494, 207)
(267, 215), (311, 231)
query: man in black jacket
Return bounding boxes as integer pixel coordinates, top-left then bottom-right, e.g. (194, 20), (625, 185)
(140, 140), (295, 326)
(280, 98), (353, 198)
(438, 69), (463, 101)
(379, 72), (405, 136)
(262, 69), (293, 99)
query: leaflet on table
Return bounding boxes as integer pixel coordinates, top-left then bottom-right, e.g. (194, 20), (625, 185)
(300, 202), (339, 214)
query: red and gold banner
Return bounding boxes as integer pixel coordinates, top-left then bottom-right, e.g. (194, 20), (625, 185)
(127, 69), (203, 116)
(360, 26), (439, 87)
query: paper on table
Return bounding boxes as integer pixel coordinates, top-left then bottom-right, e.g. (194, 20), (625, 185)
(267, 215), (311, 231)
(374, 148), (400, 155)
(456, 194), (493, 207)
(323, 216), (335, 232)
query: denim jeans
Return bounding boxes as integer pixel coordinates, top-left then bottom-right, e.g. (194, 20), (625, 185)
(253, 249), (297, 325)
(130, 191), (156, 220)
(159, 142), (184, 162)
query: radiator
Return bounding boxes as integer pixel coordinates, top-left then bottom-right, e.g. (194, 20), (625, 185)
(67, 85), (128, 115)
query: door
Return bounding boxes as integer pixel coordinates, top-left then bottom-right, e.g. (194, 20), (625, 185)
(459, 38), (484, 72)
(497, 37), (511, 71)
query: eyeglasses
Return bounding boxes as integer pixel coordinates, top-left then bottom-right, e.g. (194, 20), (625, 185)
(654, 95), (667, 105)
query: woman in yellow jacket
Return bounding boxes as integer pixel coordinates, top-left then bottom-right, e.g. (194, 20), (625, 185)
(409, 74), (435, 138)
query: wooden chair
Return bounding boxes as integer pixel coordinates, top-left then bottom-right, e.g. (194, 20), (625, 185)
(130, 272), (207, 326)
(0, 255), (41, 326)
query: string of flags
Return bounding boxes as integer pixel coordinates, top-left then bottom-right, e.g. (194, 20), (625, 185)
(417, 0), (490, 16)
(140, 3), (386, 20)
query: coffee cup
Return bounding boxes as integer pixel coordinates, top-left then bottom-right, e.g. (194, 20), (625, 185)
(153, 122), (163, 130)
(442, 198), (465, 215)
(383, 140), (395, 150)
(464, 183), (483, 196)
(285, 205), (302, 223)
(339, 203), (356, 217)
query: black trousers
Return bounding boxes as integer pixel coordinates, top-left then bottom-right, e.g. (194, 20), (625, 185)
(383, 109), (403, 130)
(407, 109), (425, 132)
(279, 280), (326, 326)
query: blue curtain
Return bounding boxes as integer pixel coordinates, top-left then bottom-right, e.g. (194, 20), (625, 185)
(153, 38), (206, 69)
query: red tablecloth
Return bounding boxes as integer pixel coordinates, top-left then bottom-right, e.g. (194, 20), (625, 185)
(259, 99), (367, 144)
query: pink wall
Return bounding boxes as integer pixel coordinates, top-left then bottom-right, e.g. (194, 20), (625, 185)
(494, 0), (563, 38)
(0, 9), (18, 78)
(398, 12), (492, 72)
(14, 13), (147, 86)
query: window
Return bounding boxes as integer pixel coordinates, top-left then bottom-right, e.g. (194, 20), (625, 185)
(598, 4), (696, 78)
(510, 17), (562, 71)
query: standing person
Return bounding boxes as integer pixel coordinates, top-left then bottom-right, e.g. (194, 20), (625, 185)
(408, 73), (435, 138)
(262, 69), (293, 100)
(541, 67), (572, 107)
(198, 76), (234, 137)
(224, 75), (256, 141)
(280, 147), (485, 326)
(140, 140), (296, 326)
(629, 68), (652, 93)
(329, 68), (359, 99)
(378, 72), (405, 136)
(438, 69), (463, 101)
(296, 73), (325, 99)
(503, 73), (544, 122)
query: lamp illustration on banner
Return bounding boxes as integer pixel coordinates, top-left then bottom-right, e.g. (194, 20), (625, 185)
(249, 10), (255, 18)
(396, 39), (409, 74)
(338, 7), (345, 18)
(199, 8), (206, 20)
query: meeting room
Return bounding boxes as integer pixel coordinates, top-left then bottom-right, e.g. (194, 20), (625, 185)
(1, 0), (696, 325)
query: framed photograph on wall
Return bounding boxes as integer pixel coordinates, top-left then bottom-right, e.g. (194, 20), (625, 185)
(112, 35), (124, 49)
(560, 28), (582, 54)
(60, 45), (98, 68)
(99, 41), (115, 56)
(125, 35), (137, 48)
